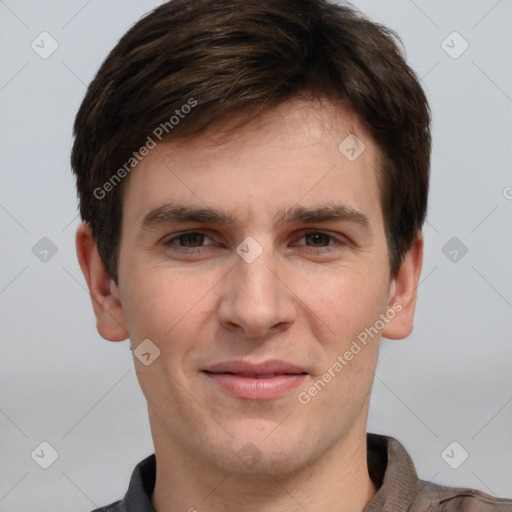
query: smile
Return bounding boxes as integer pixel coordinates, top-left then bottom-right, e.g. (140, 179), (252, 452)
(202, 360), (308, 400)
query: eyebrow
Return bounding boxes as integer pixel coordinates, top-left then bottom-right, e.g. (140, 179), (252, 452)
(274, 204), (369, 229)
(140, 203), (371, 233)
(141, 204), (238, 229)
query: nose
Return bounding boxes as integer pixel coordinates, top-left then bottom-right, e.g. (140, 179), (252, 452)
(217, 246), (297, 340)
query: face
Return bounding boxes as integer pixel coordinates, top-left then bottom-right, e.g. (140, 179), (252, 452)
(80, 98), (421, 478)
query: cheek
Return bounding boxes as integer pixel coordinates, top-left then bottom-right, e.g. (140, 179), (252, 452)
(119, 264), (183, 340)
(298, 273), (385, 416)
(120, 262), (220, 354)
(298, 265), (389, 345)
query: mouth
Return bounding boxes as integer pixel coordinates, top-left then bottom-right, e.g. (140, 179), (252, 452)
(201, 360), (308, 400)
(204, 372), (301, 378)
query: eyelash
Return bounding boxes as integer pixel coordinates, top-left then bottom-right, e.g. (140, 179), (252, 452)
(163, 231), (346, 254)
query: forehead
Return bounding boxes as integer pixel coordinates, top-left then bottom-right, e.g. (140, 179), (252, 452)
(120, 98), (383, 230)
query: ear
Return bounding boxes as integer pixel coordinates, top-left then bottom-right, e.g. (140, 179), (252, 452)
(75, 222), (129, 341)
(381, 231), (424, 340)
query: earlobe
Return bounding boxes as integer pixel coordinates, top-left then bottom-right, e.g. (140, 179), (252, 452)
(75, 222), (129, 342)
(381, 232), (424, 340)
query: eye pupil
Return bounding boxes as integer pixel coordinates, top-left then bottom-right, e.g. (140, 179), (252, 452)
(306, 233), (329, 247)
(180, 233), (204, 247)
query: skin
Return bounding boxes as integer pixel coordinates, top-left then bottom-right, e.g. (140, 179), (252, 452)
(76, 98), (423, 511)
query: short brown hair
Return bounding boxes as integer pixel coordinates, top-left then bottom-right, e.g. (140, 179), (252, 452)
(71, 0), (431, 283)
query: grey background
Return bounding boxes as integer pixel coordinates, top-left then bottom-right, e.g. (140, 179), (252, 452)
(1, 0), (511, 510)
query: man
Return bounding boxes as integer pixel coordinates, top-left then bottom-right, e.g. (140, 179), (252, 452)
(71, 0), (512, 510)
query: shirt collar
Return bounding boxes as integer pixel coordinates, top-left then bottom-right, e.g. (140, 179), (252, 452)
(118, 433), (418, 511)
(364, 433), (418, 511)
(118, 453), (156, 512)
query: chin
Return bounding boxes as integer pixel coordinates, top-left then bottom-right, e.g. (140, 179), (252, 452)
(206, 426), (314, 478)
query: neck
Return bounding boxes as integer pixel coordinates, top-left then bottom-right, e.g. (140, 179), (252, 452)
(150, 424), (377, 512)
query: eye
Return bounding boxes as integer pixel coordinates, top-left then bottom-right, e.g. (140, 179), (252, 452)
(293, 231), (347, 254)
(164, 232), (214, 249)
(302, 232), (333, 247)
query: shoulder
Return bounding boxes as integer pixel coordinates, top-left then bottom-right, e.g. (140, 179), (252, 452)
(413, 479), (512, 511)
(366, 433), (512, 512)
(86, 453), (156, 512)
(89, 501), (121, 512)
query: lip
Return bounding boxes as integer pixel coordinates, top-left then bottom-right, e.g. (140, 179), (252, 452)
(202, 359), (308, 400)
